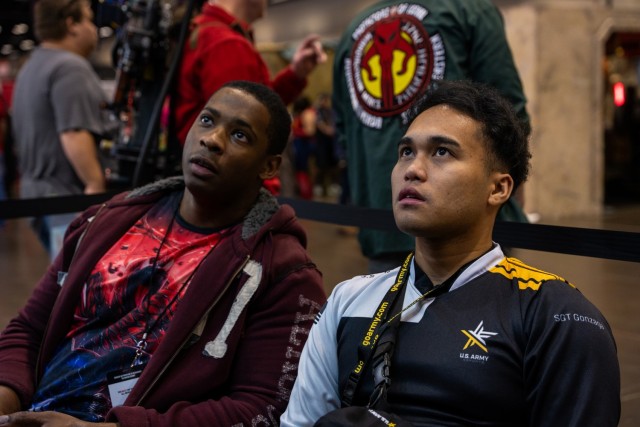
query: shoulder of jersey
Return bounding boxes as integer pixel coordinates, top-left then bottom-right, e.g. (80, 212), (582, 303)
(489, 257), (575, 291)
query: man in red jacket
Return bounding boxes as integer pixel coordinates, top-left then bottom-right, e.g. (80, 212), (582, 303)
(171, 0), (325, 195)
(0, 81), (325, 427)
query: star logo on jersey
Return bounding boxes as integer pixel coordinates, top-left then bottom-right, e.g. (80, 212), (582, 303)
(344, 3), (445, 129)
(461, 321), (498, 353)
(367, 408), (397, 426)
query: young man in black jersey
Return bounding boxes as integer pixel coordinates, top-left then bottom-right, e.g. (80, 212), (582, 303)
(282, 80), (620, 427)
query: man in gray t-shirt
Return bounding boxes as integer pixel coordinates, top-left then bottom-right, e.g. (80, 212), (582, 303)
(12, 0), (109, 258)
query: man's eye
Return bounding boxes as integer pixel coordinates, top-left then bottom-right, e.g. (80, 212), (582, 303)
(399, 147), (413, 157)
(435, 147), (449, 156)
(199, 115), (212, 125)
(232, 130), (248, 142)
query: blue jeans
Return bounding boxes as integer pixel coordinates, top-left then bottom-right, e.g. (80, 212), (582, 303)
(31, 212), (78, 261)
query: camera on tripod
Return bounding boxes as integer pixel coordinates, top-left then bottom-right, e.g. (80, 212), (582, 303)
(100, 0), (182, 189)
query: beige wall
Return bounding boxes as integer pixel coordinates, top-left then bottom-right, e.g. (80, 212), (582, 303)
(501, 0), (640, 220)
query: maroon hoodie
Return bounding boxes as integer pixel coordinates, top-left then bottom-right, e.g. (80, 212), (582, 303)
(0, 177), (326, 426)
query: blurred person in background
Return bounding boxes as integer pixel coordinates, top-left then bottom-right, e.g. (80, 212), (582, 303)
(333, 0), (531, 273)
(170, 0), (326, 194)
(11, 0), (111, 259)
(313, 93), (339, 199)
(291, 96), (316, 199)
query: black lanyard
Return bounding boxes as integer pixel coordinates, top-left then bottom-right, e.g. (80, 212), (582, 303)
(341, 253), (413, 406)
(341, 253), (454, 406)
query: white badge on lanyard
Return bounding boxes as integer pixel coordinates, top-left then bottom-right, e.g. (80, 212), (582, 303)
(107, 364), (146, 407)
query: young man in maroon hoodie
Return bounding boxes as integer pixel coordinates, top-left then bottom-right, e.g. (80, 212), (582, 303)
(0, 81), (325, 427)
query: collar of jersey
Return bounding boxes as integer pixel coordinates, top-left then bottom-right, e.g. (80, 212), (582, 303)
(408, 243), (505, 296)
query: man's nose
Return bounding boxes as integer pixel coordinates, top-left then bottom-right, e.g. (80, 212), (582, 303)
(404, 157), (427, 181)
(200, 127), (225, 153)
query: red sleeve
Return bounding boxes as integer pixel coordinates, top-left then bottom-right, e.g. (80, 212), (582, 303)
(196, 35), (306, 106)
(271, 66), (307, 106)
(195, 37), (270, 99)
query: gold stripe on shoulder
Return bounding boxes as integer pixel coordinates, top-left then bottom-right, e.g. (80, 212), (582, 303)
(490, 257), (575, 291)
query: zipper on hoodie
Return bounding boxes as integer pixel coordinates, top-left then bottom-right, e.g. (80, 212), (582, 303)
(134, 254), (251, 406)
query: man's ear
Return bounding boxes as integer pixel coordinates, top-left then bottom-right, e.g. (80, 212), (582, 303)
(66, 16), (80, 37)
(259, 155), (282, 180)
(488, 173), (514, 207)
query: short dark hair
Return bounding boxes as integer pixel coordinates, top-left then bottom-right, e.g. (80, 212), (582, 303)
(221, 81), (291, 155)
(292, 96), (311, 115)
(34, 0), (88, 42)
(407, 80), (531, 190)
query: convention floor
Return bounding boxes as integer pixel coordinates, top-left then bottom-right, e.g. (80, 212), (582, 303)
(0, 205), (638, 426)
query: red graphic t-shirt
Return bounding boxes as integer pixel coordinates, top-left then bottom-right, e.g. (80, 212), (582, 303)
(31, 193), (233, 421)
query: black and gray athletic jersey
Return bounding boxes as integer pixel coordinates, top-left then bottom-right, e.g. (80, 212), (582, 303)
(281, 245), (620, 427)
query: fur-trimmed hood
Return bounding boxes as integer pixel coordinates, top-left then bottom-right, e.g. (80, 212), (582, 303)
(125, 176), (281, 241)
